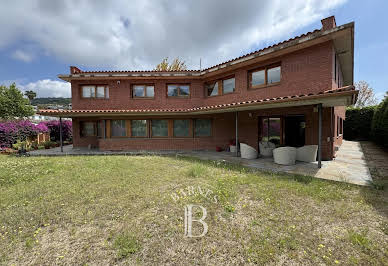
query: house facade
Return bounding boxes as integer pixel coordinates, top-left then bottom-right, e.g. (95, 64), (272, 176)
(39, 16), (357, 160)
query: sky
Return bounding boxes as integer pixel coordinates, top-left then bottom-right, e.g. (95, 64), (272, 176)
(0, 0), (386, 101)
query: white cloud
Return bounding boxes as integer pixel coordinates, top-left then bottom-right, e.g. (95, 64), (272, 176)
(21, 79), (71, 98)
(11, 49), (34, 62)
(0, 0), (347, 70)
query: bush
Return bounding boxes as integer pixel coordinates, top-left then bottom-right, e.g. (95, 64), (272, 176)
(42, 120), (72, 142)
(43, 141), (57, 149)
(371, 97), (388, 148)
(0, 120), (48, 148)
(344, 106), (376, 140)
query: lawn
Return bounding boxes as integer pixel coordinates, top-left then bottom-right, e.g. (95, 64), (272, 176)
(0, 155), (387, 265)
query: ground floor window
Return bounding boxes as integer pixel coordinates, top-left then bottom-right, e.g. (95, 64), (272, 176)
(97, 120), (105, 138)
(194, 119), (212, 137)
(111, 120), (126, 137)
(151, 120), (168, 137)
(173, 120), (190, 137)
(80, 121), (96, 137)
(87, 118), (212, 138)
(131, 120), (147, 137)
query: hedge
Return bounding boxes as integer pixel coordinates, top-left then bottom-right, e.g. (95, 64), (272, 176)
(371, 96), (388, 148)
(344, 106), (376, 140)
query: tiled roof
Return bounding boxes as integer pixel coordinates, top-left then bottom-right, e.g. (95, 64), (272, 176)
(38, 86), (356, 116)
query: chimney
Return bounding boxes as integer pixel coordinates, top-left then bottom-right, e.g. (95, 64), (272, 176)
(321, 16), (337, 31)
(70, 66), (82, 74)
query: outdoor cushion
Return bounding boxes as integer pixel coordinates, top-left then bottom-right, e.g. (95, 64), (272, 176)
(259, 141), (276, 157)
(240, 143), (258, 159)
(296, 145), (318, 162)
(273, 146), (297, 165)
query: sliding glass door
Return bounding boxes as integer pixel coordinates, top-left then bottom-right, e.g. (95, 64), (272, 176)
(261, 117), (282, 146)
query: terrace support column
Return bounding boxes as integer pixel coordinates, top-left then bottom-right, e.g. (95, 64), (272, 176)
(59, 117), (63, 153)
(235, 112), (239, 157)
(317, 103), (322, 168)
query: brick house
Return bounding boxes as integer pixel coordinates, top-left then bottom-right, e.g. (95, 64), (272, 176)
(39, 16), (357, 163)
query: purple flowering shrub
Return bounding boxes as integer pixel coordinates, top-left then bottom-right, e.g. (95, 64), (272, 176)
(0, 120), (48, 148)
(43, 120), (72, 142)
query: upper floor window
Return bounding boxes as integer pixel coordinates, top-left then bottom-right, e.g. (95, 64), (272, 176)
(249, 64), (281, 89)
(223, 77), (235, 94)
(82, 85), (109, 99)
(132, 85), (155, 98)
(167, 84), (190, 97)
(206, 77), (235, 97)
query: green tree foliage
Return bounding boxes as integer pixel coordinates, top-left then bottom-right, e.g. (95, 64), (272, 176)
(155, 57), (187, 71)
(371, 95), (388, 148)
(0, 83), (34, 120)
(24, 90), (37, 102)
(344, 106), (376, 140)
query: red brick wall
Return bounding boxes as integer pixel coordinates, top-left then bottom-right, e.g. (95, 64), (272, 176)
(70, 41), (334, 111)
(333, 106), (345, 156)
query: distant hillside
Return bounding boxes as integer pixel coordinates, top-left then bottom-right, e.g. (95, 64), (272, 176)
(31, 97), (71, 106)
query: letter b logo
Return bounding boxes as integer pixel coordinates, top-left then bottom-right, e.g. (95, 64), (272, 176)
(184, 205), (208, 238)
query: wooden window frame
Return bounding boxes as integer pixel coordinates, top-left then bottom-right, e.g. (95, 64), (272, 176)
(172, 119), (193, 138)
(167, 84), (191, 98)
(248, 63), (281, 89)
(150, 119), (169, 138)
(132, 84), (155, 99)
(193, 119), (212, 138)
(80, 121), (97, 137)
(205, 75), (235, 97)
(81, 85), (109, 99)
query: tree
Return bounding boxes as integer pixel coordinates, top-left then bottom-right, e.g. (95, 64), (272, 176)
(155, 57), (187, 71)
(0, 83), (34, 120)
(24, 90), (37, 102)
(354, 81), (378, 107)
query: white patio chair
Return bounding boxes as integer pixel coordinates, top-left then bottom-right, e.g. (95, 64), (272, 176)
(240, 143), (258, 159)
(259, 141), (276, 157)
(296, 145), (318, 162)
(273, 146), (297, 165)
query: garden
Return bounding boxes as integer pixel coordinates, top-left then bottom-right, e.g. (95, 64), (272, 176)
(0, 155), (387, 265)
(0, 120), (72, 154)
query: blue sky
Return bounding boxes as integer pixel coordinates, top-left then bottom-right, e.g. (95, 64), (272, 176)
(0, 0), (386, 101)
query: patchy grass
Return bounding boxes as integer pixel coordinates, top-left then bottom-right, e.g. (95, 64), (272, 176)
(113, 232), (140, 259)
(0, 154), (387, 265)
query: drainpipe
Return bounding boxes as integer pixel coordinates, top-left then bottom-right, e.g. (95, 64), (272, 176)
(59, 117), (63, 153)
(235, 111), (239, 157)
(318, 104), (322, 168)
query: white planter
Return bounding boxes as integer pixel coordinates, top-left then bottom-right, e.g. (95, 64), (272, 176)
(230, 145), (236, 153)
(240, 143), (258, 159)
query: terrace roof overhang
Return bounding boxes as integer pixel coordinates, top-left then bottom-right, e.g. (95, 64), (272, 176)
(38, 86), (357, 118)
(57, 22), (354, 85)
